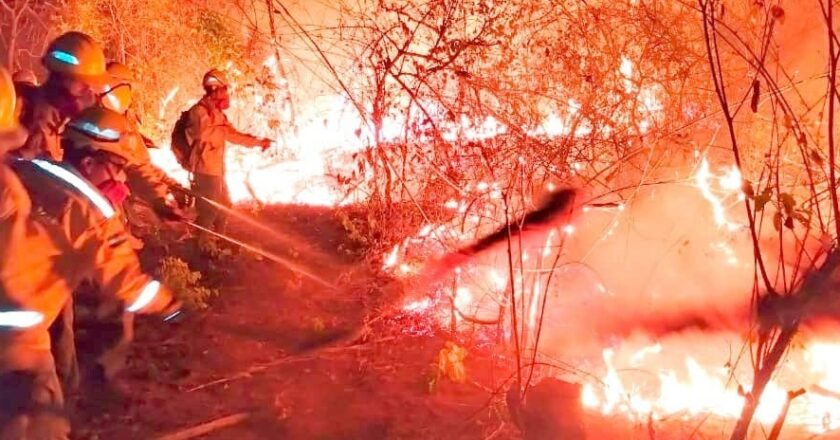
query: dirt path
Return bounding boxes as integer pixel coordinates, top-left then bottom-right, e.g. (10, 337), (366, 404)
(72, 206), (518, 440)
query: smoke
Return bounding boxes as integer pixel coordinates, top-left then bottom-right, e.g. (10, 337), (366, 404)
(425, 177), (830, 359)
(418, 189), (578, 287)
(529, 182), (758, 356)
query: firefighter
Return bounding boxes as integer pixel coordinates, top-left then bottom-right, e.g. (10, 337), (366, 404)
(14, 31), (109, 160)
(183, 69), (271, 236)
(0, 67), (178, 439)
(99, 62), (186, 221)
(11, 106), (182, 396)
(0, 69), (27, 149)
(0, 65), (71, 440)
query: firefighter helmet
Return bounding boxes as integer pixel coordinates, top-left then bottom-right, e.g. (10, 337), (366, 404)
(42, 32), (108, 89)
(64, 106), (131, 160)
(106, 62), (134, 86)
(100, 84), (132, 114)
(101, 62), (135, 113)
(202, 69), (228, 90)
(0, 67), (17, 131)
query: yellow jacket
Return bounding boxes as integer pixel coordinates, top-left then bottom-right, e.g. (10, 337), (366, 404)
(122, 113), (170, 202)
(184, 96), (262, 176)
(0, 162), (72, 371)
(0, 159), (173, 371)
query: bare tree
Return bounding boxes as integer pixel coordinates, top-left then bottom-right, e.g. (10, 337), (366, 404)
(0, 0), (56, 69)
(697, 0), (840, 437)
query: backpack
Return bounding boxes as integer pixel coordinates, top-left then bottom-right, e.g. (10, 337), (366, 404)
(170, 109), (193, 170)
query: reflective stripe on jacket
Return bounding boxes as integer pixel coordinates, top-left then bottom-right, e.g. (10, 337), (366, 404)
(12, 160), (163, 313)
(0, 162), (72, 371)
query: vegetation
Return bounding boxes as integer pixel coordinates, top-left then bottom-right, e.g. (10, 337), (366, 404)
(4, 0), (839, 437)
(155, 256), (219, 311)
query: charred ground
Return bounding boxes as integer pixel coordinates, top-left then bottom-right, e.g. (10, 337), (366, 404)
(70, 205), (519, 440)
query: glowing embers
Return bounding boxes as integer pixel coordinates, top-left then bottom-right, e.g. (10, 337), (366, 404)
(403, 298), (432, 313)
(383, 244), (400, 269)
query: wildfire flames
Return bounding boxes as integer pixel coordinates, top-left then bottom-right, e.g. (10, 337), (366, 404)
(383, 158), (840, 435)
(149, 56), (368, 206)
(581, 340), (840, 433)
(146, 54), (840, 437)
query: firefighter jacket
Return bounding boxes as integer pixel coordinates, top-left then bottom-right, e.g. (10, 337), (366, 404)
(0, 159), (171, 371)
(15, 89), (66, 161)
(122, 113), (170, 203)
(0, 162), (70, 371)
(184, 96), (262, 176)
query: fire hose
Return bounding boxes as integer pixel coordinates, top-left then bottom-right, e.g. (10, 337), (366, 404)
(180, 219), (336, 289)
(132, 188), (338, 290)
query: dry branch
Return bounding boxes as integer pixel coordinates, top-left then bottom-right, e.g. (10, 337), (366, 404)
(154, 412), (250, 440)
(767, 389), (806, 440)
(186, 337), (394, 393)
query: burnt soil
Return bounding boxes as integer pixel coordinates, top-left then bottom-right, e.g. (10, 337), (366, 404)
(70, 205), (520, 440)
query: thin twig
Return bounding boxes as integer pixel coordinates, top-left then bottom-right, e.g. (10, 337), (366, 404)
(768, 389), (806, 440)
(186, 338), (393, 393)
(154, 412), (250, 440)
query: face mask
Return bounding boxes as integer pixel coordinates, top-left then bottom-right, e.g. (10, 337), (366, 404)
(218, 95), (231, 110)
(98, 180), (131, 206)
(214, 88), (231, 110)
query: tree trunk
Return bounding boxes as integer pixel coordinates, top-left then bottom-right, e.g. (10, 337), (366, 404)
(729, 326), (797, 440)
(730, 250), (840, 439)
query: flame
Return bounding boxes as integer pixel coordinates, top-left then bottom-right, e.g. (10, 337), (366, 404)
(695, 157), (744, 267)
(580, 341), (840, 434)
(383, 244), (400, 269)
(403, 298), (432, 313)
(142, 53), (840, 436)
(695, 158), (742, 232)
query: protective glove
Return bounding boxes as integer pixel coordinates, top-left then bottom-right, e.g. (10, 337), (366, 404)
(170, 186), (195, 208)
(260, 138), (273, 151)
(153, 198), (187, 222)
